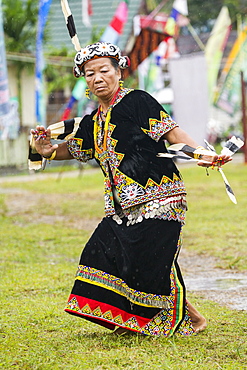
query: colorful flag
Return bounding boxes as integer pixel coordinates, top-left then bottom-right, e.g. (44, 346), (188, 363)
(100, 0), (129, 45)
(82, 0), (93, 28)
(124, 28), (170, 78)
(164, 0), (189, 37)
(35, 0), (52, 125)
(205, 6), (231, 103)
(214, 26), (247, 116)
(0, 0), (10, 119)
(61, 79), (87, 120)
(0, 0), (20, 139)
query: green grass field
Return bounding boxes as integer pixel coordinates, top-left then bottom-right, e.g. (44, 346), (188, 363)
(0, 162), (247, 369)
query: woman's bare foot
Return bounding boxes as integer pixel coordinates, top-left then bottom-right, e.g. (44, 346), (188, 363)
(113, 327), (135, 335)
(187, 300), (207, 333)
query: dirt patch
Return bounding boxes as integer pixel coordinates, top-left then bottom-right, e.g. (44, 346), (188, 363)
(2, 189), (101, 231)
(179, 249), (247, 311)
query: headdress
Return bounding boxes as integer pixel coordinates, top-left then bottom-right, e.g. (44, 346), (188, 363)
(60, 0), (130, 78)
(73, 42), (130, 78)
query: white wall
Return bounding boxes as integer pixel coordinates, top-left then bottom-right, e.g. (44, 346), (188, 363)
(169, 52), (209, 146)
(8, 65), (36, 128)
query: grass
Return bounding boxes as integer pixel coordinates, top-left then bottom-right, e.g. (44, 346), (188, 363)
(0, 163), (247, 369)
(181, 162), (247, 270)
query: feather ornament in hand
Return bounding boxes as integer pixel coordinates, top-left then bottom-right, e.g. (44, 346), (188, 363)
(158, 136), (244, 204)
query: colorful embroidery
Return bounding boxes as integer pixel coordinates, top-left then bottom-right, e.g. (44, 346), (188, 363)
(67, 138), (93, 162)
(141, 111), (178, 142)
(67, 89), (186, 221)
(94, 123), (125, 175)
(75, 265), (169, 308)
(65, 259), (195, 337)
(107, 170), (186, 215)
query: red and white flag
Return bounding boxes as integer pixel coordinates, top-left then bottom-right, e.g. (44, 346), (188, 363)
(82, 0), (93, 27)
(100, 0), (129, 45)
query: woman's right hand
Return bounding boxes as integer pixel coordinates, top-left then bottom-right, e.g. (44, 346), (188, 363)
(30, 125), (58, 158)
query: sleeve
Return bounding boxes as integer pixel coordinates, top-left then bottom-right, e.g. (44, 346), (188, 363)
(66, 114), (95, 162)
(131, 90), (178, 142)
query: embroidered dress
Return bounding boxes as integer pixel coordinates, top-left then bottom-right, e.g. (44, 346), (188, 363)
(65, 89), (195, 336)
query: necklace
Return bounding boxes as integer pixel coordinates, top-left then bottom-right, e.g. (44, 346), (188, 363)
(94, 88), (120, 154)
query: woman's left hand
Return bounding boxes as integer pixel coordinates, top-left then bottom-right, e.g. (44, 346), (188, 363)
(197, 154), (232, 167)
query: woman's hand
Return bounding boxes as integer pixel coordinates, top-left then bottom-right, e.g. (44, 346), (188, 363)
(30, 125), (58, 158)
(197, 153), (232, 167)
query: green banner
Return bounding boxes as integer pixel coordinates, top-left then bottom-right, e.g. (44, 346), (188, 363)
(214, 27), (247, 116)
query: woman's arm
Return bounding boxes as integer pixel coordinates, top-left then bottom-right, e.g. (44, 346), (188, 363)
(163, 127), (232, 167)
(30, 125), (73, 160)
(163, 126), (199, 148)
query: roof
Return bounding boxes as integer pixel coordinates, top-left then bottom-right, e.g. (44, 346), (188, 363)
(47, 0), (142, 52)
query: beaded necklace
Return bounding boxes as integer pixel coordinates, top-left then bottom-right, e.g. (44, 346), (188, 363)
(94, 88), (120, 154)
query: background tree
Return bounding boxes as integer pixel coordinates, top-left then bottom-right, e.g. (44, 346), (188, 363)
(144, 0), (246, 31)
(2, 0), (39, 126)
(187, 0), (246, 31)
(3, 0), (38, 53)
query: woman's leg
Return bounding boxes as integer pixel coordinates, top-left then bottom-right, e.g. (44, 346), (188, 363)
(187, 300), (207, 333)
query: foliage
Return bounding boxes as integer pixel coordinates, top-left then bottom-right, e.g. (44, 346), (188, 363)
(187, 0), (246, 30)
(2, 0), (39, 53)
(147, 0), (246, 31)
(0, 165), (247, 369)
(44, 47), (75, 95)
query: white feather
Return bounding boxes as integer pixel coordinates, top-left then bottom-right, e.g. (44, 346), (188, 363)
(221, 136), (244, 156)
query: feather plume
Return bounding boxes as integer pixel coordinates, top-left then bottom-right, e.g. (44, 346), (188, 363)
(61, 0), (81, 51)
(221, 136), (244, 156)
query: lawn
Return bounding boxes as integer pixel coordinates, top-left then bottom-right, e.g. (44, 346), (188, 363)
(0, 162), (246, 369)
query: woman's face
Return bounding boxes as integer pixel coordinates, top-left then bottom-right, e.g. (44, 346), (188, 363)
(84, 58), (121, 100)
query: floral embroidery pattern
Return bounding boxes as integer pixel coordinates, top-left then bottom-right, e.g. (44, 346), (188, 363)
(141, 111), (178, 142)
(111, 170), (186, 212)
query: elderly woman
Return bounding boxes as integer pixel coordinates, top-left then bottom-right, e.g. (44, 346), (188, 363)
(31, 42), (231, 336)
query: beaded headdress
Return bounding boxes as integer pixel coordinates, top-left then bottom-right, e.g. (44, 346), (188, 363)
(61, 0), (130, 78)
(73, 42), (130, 78)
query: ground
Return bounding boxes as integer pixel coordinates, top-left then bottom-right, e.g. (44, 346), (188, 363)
(1, 169), (247, 313)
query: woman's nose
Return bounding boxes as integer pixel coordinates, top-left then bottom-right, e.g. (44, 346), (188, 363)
(94, 73), (103, 82)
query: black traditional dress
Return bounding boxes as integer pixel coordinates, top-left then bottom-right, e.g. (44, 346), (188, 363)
(65, 89), (195, 336)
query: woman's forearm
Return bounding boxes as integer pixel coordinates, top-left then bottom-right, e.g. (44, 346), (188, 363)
(52, 141), (73, 160)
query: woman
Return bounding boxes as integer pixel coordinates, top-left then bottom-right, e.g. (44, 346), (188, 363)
(31, 42), (231, 336)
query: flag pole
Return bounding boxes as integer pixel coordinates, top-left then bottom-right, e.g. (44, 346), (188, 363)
(238, 15), (247, 163)
(187, 23), (205, 51)
(240, 71), (247, 164)
(143, 0), (170, 28)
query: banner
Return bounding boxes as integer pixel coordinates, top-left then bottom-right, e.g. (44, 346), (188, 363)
(0, 0), (19, 139)
(214, 26), (247, 116)
(100, 0), (129, 46)
(204, 6), (231, 103)
(164, 0), (189, 37)
(82, 0), (93, 28)
(61, 78), (86, 120)
(123, 28), (170, 78)
(35, 0), (52, 125)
